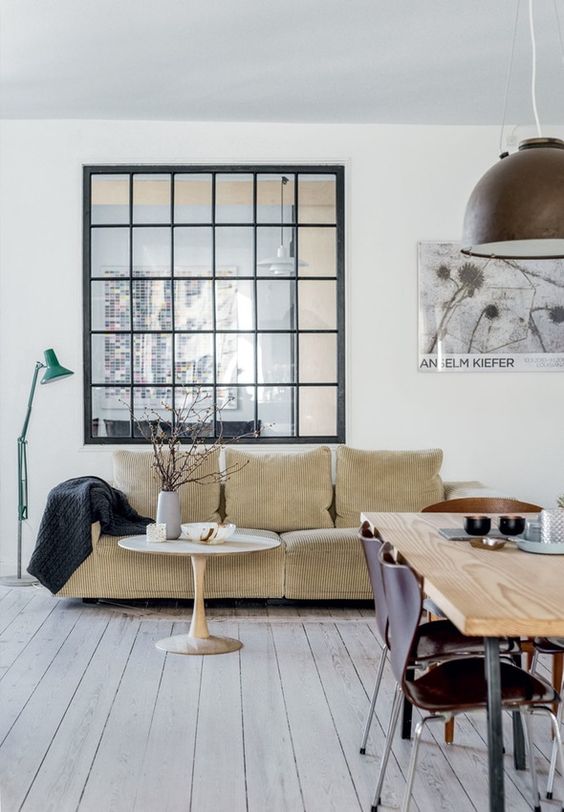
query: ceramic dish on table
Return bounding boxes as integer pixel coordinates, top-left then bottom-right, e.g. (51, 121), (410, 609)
(180, 522), (236, 544)
(516, 538), (564, 555)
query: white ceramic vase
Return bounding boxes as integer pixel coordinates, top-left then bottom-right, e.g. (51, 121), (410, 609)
(156, 491), (182, 540)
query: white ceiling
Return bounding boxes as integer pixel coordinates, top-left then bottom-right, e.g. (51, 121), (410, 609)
(2, 0), (564, 124)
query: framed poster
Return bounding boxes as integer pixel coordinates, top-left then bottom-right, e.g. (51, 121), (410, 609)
(418, 241), (564, 371)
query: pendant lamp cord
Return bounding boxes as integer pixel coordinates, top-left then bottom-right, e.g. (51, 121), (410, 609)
(280, 176), (288, 244)
(529, 0), (543, 137)
(553, 0), (564, 71)
(499, 0), (521, 156)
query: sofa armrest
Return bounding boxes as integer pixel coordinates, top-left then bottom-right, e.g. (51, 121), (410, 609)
(91, 521), (102, 548)
(443, 480), (505, 501)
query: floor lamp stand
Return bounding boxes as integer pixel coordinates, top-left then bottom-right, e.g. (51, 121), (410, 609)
(0, 363), (43, 588)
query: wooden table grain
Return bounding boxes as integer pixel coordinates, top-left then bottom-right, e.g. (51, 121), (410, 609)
(361, 511), (564, 812)
(362, 511), (564, 637)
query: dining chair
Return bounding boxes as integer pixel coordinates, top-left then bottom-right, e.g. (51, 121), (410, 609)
(371, 545), (564, 812)
(358, 522), (518, 757)
(530, 637), (564, 800)
(421, 496), (542, 745)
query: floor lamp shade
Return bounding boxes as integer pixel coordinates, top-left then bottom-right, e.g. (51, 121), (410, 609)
(462, 138), (564, 259)
(41, 348), (73, 384)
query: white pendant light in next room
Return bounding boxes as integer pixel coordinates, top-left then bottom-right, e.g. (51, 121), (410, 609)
(462, 0), (564, 259)
(257, 176), (308, 274)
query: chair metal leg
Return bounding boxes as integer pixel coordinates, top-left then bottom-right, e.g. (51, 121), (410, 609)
(360, 644), (388, 755)
(541, 707), (564, 801)
(530, 650), (539, 674)
(546, 695), (563, 799)
(371, 685), (402, 812)
(521, 710), (541, 812)
(401, 715), (445, 812)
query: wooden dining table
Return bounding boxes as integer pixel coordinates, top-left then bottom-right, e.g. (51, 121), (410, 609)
(361, 510), (564, 812)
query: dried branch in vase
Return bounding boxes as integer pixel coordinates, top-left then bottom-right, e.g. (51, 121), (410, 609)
(125, 389), (258, 492)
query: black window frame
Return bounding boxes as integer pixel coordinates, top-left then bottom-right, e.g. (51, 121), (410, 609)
(83, 164), (345, 444)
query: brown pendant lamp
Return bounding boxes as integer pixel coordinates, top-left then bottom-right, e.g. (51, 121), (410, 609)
(462, 0), (564, 259)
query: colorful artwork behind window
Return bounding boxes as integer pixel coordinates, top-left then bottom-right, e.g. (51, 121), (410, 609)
(418, 241), (564, 372)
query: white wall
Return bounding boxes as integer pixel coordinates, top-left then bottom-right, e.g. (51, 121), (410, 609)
(1, 119), (562, 572)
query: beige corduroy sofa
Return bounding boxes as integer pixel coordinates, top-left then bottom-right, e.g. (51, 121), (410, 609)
(57, 446), (490, 601)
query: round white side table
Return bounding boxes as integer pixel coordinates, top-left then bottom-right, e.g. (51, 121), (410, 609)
(118, 532), (280, 655)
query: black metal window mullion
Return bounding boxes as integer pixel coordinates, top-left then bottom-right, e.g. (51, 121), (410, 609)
(211, 172), (218, 432)
(252, 172), (259, 432)
(170, 173), (176, 431)
(294, 173), (300, 438)
(128, 174), (134, 438)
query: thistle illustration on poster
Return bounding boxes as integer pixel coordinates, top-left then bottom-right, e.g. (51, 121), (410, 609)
(418, 241), (564, 372)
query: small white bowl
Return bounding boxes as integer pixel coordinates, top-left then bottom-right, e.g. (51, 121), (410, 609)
(181, 522), (236, 544)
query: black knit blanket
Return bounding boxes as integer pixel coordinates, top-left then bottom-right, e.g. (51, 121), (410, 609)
(28, 476), (152, 593)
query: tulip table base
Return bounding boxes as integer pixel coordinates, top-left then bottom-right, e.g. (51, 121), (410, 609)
(155, 553), (242, 655)
(156, 633), (242, 655)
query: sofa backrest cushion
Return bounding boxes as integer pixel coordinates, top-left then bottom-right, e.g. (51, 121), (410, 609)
(112, 449), (221, 522)
(335, 447), (444, 527)
(224, 447), (334, 532)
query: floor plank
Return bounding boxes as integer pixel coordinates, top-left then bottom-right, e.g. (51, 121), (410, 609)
(0, 611), (110, 811)
(21, 614), (140, 812)
(190, 621), (247, 812)
(0, 588), (38, 634)
(133, 621), (202, 812)
(271, 622), (362, 811)
(0, 603), (91, 743)
(304, 621), (411, 811)
(77, 620), (172, 812)
(239, 622), (304, 812)
(0, 591), (58, 671)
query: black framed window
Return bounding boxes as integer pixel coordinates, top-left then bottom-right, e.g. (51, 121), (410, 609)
(83, 165), (345, 443)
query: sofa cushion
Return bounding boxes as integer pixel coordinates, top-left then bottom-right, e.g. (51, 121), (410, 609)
(224, 447), (333, 532)
(112, 449), (221, 522)
(335, 447), (444, 528)
(282, 528), (371, 599)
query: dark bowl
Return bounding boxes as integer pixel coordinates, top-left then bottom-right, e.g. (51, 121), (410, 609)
(464, 515), (492, 536)
(498, 515), (526, 536)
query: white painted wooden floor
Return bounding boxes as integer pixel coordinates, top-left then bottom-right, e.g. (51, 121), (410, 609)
(0, 585), (562, 812)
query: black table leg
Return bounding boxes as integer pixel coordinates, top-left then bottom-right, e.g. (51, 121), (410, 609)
(400, 667), (414, 739)
(512, 712), (526, 770)
(485, 637), (505, 812)
(510, 653), (526, 770)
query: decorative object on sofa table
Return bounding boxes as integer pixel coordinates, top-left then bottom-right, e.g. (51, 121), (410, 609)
(0, 348), (73, 588)
(462, 0), (564, 259)
(181, 522), (236, 544)
(146, 523), (167, 544)
(156, 492), (182, 540)
(130, 388), (256, 540)
(540, 509), (564, 544)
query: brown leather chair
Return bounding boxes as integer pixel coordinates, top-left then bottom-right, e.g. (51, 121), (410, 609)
(370, 545), (562, 812)
(422, 496), (543, 744)
(358, 522), (518, 756)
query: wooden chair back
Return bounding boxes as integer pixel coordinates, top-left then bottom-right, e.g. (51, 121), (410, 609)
(422, 497), (542, 514)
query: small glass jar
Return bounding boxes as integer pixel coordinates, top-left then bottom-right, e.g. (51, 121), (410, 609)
(540, 510), (564, 544)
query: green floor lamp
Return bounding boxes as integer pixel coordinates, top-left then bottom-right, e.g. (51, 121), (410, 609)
(0, 349), (73, 587)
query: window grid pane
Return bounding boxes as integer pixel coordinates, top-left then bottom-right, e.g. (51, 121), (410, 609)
(86, 166), (344, 442)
